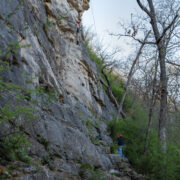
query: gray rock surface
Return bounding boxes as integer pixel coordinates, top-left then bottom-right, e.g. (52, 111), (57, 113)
(0, 0), (145, 179)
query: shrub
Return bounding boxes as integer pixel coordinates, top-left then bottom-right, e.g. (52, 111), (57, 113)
(0, 134), (31, 163)
(0, 48), (35, 164)
(79, 163), (107, 180)
(108, 117), (180, 180)
(39, 137), (50, 151)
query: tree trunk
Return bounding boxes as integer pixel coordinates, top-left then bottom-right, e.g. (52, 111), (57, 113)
(148, 0), (168, 151)
(100, 69), (126, 118)
(137, 0), (168, 151)
(158, 44), (167, 151)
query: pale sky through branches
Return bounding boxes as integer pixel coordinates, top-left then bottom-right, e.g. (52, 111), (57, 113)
(82, 0), (140, 57)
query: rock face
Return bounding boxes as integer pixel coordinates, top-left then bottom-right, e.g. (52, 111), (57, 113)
(0, 0), (144, 179)
(0, 0), (115, 119)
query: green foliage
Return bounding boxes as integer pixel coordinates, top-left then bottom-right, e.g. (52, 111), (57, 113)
(0, 103), (37, 125)
(40, 155), (51, 165)
(86, 118), (94, 130)
(164, 145), (180, 180)
(0, 47), (58, 166)
(85, 118), (104, 145)
(0, 61), (9, 72)
(0, 6), (60, 169)
(86, 118), (100, 133)
(108, 73), (132, 111)
(80, 163), (94, 172)
(0, 95), (32, 164)
(90, 135), (105, 146)
(40, 153), (54, 166)
(0, 134), (31, 163)
(110, 143), (118, 154)
(166, 112), (180, 148)
(31, 85), (59, 105)
(0, 41), (31, 59)
(0, 45), (36, 165)
(79, 163), (107, 180)
(39, 138), (50, 151)
(108, 117), (180, 180)
(45, 17), (55, 29)
(86, 43), (103, 71)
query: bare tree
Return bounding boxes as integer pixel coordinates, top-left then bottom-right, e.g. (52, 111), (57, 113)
(116, 31), (151, 120)
(98, 50), (127, 118)
(136, 0), (180, 151)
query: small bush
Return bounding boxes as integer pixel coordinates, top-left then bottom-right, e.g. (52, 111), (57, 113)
(40, 155), (51, 165)
(0, 134), (31, 163)
(79, 163), (107, 180)
(39, 137), (50, 151)
(110, 143), (118, 154)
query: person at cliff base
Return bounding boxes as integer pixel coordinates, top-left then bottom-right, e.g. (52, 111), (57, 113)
(117, 134), (128, 160)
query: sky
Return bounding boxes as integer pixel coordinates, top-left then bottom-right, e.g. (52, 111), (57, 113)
(82, 0), (141, 57)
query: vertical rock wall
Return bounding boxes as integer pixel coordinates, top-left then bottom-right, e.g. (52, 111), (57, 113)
(0, 1), (145, 179)
(0, 0), (115, 118)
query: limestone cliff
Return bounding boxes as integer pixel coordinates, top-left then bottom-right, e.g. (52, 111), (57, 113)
(0, 0), (144, 179)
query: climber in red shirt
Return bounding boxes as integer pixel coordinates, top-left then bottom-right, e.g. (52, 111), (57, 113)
(76, 21), (81, 45)
(77, 21), (81, 33)
(117, 134), (128, 161)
